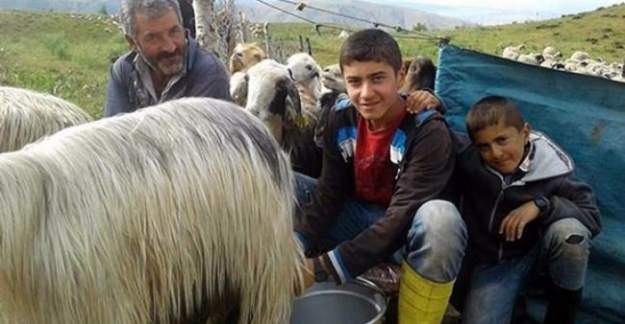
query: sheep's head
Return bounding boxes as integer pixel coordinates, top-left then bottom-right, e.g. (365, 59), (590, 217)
(400, 56), (437, 93)
(228, 42), (266, 74)
(321, 64), (345, 94)
(287, 53), (322, 87)
(243, 59), (302, 143)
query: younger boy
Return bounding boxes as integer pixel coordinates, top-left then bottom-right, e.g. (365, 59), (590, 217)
(294, 29), (467, 324)
(408, 94), (601, 324)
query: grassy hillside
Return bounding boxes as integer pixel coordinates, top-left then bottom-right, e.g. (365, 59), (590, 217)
(1, 3), (623, 117)
(0, 10), (126, 117)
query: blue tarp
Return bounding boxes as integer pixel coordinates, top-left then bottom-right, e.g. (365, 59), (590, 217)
(435, 45), (625, 323)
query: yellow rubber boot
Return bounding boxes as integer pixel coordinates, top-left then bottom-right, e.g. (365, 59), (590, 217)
(398, 261), (454, 324)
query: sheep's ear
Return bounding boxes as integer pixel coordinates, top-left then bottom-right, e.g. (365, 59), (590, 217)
(285, 79), (304, 127)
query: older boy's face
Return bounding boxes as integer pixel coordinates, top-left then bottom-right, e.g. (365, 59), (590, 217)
(473, 121), (529, 175)
(343, 60), (404, 130)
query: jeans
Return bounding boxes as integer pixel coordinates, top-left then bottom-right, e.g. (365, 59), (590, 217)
(294, 172), (467, 283)
(461, 218), (592, 324)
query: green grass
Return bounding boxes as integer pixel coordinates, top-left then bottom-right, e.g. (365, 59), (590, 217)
(1, 4), (624, 117)
(0, 10), (127, 118)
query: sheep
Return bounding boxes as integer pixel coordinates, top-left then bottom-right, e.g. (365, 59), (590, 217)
(502, 44), (525, 60)
(517, 52), (544, 65)
(230, 71), (249, 107)
(0, 97), (304, 324)
(228, 42), (267, 74)
(338, 30), (350, 39)
(287, 52), (324, 101)
(320, 63), (345, 94)
(571, 51), (591, 62)
(0, 86), (92, 153)
(400, 56), (437, 93)
(233, 59), (325, 178)
(542, 46), (562, 60)
(287, 53), (340, 158)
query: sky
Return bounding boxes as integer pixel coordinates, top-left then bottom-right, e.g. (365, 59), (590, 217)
(364, 0), (624, 24)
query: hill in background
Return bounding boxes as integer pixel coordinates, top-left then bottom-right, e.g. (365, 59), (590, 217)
(0, 0), (470, 30)
(0, 3), (623, 117)
(236, 0), (471, 30)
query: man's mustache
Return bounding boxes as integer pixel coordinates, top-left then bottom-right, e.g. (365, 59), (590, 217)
(157, 49), (183, 61)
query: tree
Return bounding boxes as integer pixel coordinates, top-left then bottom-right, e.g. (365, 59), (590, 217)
(193, 0), (237, 63)
(412, 22), (428, 32)
(98, 4), (108, 16)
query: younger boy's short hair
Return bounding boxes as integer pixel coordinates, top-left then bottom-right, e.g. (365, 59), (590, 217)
(466, 96), (526, 139)
(339, 29), (402, 73)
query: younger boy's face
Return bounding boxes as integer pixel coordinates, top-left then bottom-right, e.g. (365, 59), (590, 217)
(473, 121), (529, 175)
(343, 60), (404, 129)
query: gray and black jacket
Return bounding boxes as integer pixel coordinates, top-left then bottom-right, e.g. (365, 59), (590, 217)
(295, 97), (457, 284)
(456, 131), (601, 263)
(104, 37), (230, 117)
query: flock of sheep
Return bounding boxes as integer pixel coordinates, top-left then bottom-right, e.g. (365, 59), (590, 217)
(502, 44), (625, 82)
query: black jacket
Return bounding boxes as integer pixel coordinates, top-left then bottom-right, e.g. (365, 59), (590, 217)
(456, 131), (601, 262)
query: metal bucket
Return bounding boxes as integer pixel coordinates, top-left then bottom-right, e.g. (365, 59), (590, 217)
(290, 279), (387, 324)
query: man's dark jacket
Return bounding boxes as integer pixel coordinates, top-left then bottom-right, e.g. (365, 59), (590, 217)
(105, 37), (230, 117)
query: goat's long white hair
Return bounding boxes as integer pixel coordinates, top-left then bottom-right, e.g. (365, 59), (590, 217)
(0, 98), (304, 324)
(0, 86), (92, 152)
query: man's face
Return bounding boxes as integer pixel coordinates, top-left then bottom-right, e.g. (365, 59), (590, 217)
(473, 120), (529, 175)
(342, 60), (404, 129)
(129, 8), (186, 77)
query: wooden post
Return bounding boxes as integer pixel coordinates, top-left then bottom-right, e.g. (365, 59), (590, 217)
(239, 11), (248, 43)
(306, 37), (312, 56)
(298, 35), (304, 52)
(263, 22), (272, 59)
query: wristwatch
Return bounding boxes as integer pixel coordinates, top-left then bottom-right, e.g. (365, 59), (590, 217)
(533, 195), (550, 214)
(313, 257), (329, 282)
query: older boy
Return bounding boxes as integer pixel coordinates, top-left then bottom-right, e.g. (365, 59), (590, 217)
(295, 29), (467, 323)
(408, 94), (601, 324)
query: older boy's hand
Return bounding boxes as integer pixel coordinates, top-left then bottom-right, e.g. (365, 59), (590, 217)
(406, 90), (440, 114)
(499, 201), (540, 241)
(303, 258), (316, 289)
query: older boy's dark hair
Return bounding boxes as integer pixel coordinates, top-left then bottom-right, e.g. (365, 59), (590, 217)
(466, 96), (526, 139)
(339, 29), (402, 72)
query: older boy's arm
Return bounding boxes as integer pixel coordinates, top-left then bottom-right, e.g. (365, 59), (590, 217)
(542, 178), (602, 236)
(320, 119), (455, 283)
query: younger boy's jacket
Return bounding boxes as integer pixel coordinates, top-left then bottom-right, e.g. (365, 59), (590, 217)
(294, 97), (457, 283)
(456, 131), (601, 263)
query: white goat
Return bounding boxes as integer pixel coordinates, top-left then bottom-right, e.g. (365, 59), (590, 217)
(0, 97), (304, 324)
(231, 59), (325, 177)
(0, 86), (92, 152)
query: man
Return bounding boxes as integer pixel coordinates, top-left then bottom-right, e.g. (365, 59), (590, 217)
(105, 0), (230, 117)
(295, 29), (467, 324)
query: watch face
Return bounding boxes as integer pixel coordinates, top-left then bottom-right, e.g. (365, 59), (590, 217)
(535, 197), (548, 211)
(315, 269), (328, 282)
